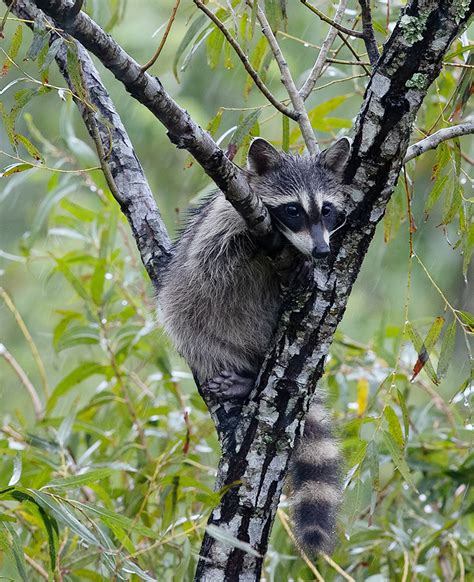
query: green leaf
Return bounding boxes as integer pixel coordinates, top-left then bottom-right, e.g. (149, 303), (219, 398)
(462, 222), (473, 281)
(244, 36), (267, 96)
(1, 25), (23, 77)
(431, 141), (450, 180)
(206, 524), (261, 557)
(8, 455), (22, 487)
(66, 44), (86, 101)
(382, 431), (416, 490)
(436, 320), (457, 380)
(0, 522), (28, 582)
(172, 14), (207, 81)
(406, 320), (441, 385)
(28, 490), (100, 546)
(26, 19), (49, 62)
(91, 258), (106, 305)
(384, 179), (405, 243)
(43, 468), (117, 490)
(424, 174), (448, 217)
(396, 389), (410, 441)
(15, 134), (44, 162)
(230, 109), (262, 149)
(206, 26), (224, 70)
(47, 362), (111, 412)
(72, 500), (160, 540)
(0, 162), (34, 177)
(384, 406), (405, 449)
(54, 258), (90, 301)
(55, 325), (100, 352)
(264, 0), (284, 33)
(445, 44), (474, 59)
(441, 183), (462, 225)
(40, 37), (64, 74)
(457, 310), (474, 333)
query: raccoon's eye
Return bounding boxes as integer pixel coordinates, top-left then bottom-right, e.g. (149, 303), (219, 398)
(322, 203), (333, 217)
(286, 204), (300, 217)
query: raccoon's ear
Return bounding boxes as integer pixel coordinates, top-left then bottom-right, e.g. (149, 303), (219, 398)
(247, 138), (281, 175)
(320, 137), (351, 177)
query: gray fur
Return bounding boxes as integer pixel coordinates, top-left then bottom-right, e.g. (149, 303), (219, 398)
(157, 138), (349, 553)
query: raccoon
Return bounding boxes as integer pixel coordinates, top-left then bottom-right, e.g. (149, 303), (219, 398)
(157, 136), (350, 554)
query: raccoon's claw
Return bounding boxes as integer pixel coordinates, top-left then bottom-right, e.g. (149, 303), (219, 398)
(292, 259), (314, 288)
(206, 370), (255, 402)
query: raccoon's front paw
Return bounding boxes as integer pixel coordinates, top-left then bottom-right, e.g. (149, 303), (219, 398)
(292, 259), (314, 289)
(279, 258), (314, 290)
(206, 370), (255, 402)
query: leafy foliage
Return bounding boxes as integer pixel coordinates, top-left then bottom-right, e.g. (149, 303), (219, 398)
(0, 1), (473, 580)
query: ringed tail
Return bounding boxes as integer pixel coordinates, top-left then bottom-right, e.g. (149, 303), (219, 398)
(290, 399), (342, 554)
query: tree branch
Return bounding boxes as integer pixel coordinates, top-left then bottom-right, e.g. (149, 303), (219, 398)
(299, 0), (350, 101)
(404, 121), (474, 163)
(0, 343), (43, 421)
(194, 0), (299, 120)
(29, 0), (274, 240)
(358, 0), (380, 66)
(251, 1), (318, 153)
(300, 0), (364, 39)
(140, 0), (181, 72)
(6, 0), (172, 283)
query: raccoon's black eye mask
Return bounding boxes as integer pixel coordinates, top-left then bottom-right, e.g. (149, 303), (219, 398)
(270, 203), (305, 232)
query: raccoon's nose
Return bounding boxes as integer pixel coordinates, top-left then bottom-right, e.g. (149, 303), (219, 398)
(312, 246), (330, 259)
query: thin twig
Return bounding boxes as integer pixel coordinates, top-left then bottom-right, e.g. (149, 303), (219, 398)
(337, 31), (371, 75)
(358, 0), (380, 66)
(0, 0), (15, 36)
(300, 0), (349, 101)
(327, 56), (371, 65)
(194, 0), (298, 120)
(0, 286), (49, 398)
(322, 552), (357, 582)
(141, 0), (180, 71)
(0, 343), (43, 420)
(300, 0), (364, 38)
(24, 553), (49, 580)
(251, 1), (318, 153)
(404, 121), (474, 163)
(276, 510), (325, 582)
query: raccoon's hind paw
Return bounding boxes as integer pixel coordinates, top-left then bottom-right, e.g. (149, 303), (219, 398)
(206, 370), (255, 402)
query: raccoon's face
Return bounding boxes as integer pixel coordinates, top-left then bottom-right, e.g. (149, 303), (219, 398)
(247, 137), (350, 259)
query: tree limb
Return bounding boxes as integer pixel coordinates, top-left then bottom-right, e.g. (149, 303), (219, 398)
(251, 0), (318, 153)
(404, 121), (474, 163)
(358, 0), (380, 66)
(6, 0), (172, 283)
(300, 0), (364, 39)
(29, 0), (274, 240)
(299, 0), (350, 101)
(193, 0), (299, 121)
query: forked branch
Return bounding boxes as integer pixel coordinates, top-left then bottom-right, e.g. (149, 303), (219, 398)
(251, 0), (318, 153)
(299, 0), (349, 100)
(194, 0), (299, 120)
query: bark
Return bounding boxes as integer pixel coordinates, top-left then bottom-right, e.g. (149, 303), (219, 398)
(6, 1), (474, 581)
